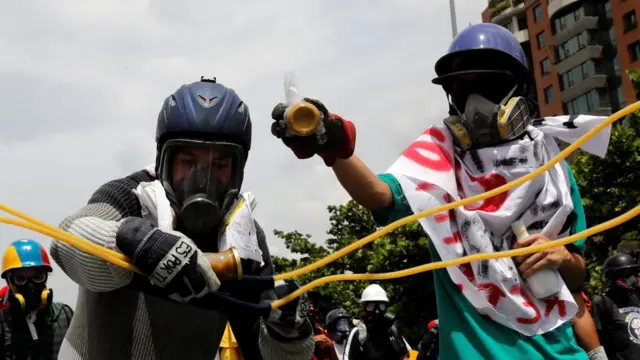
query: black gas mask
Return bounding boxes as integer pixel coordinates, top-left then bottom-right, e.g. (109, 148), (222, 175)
(363, 301), (393, 329)
(6, 268), (52, 313)
(158, 139), (245, 236)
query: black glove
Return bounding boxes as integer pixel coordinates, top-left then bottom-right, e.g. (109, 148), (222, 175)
(263, 280), (312, 340)
(116, 217), (220, 303)
(271, 98), (357, 166)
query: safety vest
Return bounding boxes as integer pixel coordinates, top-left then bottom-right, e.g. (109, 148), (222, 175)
(218, 323), (243, 360)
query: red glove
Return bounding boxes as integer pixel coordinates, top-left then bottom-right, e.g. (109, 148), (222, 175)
(271, 98), (356, 166)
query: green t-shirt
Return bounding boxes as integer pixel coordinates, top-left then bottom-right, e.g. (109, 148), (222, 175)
(373, 164), (588, 360)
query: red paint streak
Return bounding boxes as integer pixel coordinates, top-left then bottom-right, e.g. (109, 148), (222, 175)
(425, 127), (446, 143)
(403, 141), (453, 172)
(459, 263), (476, 283)
(435, 213), (450, 222)
(511, 286), (541, 324)
(444, 231), (463, 245)
(455, 162), (508, 213)
(543, 297), (567, 318)
(477, 283), (507, 307)
(416, 181), (436, 192)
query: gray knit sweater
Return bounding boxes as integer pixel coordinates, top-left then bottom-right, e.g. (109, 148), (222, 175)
(50, 170), (314, 360)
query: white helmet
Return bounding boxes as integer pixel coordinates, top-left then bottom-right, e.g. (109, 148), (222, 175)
(360, 284), (389, 303)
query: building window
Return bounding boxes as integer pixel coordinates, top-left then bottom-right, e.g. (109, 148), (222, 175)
(537, 31), (546, 49)
(544, 86), (554, 104)
(533, 5), (543, 23)
(564, 90), (606, 115)
(557, 31), (590, 61)
(517, 15), (527, 32)
(560, 60), (597, 90)
(623, 10), (637, 33)
(605, 0), (612, 20)
(553, 6), (584, 34)
(540, 58), (551, 76)
(629, 41), (640, 63)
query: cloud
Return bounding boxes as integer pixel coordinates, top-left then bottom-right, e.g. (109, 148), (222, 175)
(0, 0), (485, 307)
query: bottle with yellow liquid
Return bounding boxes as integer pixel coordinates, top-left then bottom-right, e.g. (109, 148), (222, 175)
(282, 72), (327, 144)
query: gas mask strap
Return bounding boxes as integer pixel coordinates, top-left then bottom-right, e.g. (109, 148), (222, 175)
(447, 93), (463, 116)
(499, 85), (518, 106)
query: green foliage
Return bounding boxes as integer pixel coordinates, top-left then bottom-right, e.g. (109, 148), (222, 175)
(572, 95), (640, 296)
(627, 68), (640, 103)
(627, 68), (640, 85)
(272, 201), (434, 345)
(491, 1), (512, 18)
(488, 0), (502, 9)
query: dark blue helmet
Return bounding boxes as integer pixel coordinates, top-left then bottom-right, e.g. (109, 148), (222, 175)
(432, 23), (531, 95)
(153, 78), (253, 236)
(326, 308), (349, 326)
(155, 77), (252, 157)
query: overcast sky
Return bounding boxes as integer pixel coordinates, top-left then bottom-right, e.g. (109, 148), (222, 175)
(0, 0), (486, 307)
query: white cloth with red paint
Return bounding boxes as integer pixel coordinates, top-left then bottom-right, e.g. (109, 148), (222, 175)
(385, 115), (611, 336)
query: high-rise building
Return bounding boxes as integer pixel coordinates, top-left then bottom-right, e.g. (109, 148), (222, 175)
(481, 0), (639, 117)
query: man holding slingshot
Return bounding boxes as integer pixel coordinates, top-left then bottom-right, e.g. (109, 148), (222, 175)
(49, 77), (314, 359)
(271, 23), (611, 360)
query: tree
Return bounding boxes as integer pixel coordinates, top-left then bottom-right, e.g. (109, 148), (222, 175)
(571, 73), (640, 296)
(272, 201), (435, 345)
(627, 68), (640, 101)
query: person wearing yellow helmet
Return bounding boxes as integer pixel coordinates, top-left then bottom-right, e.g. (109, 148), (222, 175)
(0, 239), (74, 359)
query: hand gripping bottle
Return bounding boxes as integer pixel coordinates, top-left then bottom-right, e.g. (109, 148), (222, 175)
(282, 72), (327, 144)
(511, 220), (562, 299)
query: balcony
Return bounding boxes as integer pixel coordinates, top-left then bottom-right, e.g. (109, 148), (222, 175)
(560, 74), (608, 103)
(555, 45), (603, 75)
(548, 0), (579, 19)
(490, 0), (527, 24)
(588, 106), (612, 116)
(552, 16), (599, 45)
(513, 29), (530, 43)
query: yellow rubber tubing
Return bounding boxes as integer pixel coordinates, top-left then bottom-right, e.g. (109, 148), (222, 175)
(0, 216), (139, 272)
(0, 100), (638, 310)
(273, 100), (640, 281)
(271, 203), (640, 308)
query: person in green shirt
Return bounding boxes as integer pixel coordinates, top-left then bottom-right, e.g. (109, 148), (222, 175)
(270, 23), (591, 359)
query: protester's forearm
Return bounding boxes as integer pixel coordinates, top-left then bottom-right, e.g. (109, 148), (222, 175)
(559, 252), (586, 291)
(331, 156), (393, 210)
(571, 292), (601, 351)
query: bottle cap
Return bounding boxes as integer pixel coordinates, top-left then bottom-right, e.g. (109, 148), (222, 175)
(285, 102), (321, 136)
